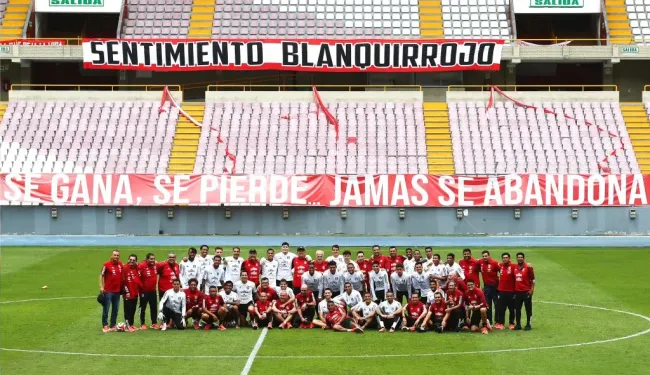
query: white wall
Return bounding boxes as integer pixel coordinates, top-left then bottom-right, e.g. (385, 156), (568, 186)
(9, 90), (182, 102)
(446, 91), (619, 102)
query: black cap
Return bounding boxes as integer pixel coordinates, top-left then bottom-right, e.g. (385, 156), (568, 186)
(297, 246), (306, 251)
(249, 249), (257, 254)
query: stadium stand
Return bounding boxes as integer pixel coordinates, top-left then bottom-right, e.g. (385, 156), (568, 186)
(626, 0), (650, 43)
(622, 102), (650, 172)
(193, 95), (428, 174)
(448, 100), (640, 175)
(210, 0), (421, 38)
(607, 0), (635, 44)
(0, 98), (178, 174)
(0, 0), (29, 38)
(121, 0), (191, 38)
(441, 0), (511, 39)
(168, 103), (204, 174)
(423, 102), (455, 174)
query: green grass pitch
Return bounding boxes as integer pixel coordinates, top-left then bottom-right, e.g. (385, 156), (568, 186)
(1, 246), (649, 375)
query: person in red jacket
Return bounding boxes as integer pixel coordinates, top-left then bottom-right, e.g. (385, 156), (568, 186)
(514, 252), (535, 330)
(122, 254), (141, 332)
(292, 247), (310, 294)
(387, 246), (405, 276)
(459, 249), (481, 288)
(138, 253), (159, 330)
(100, 250), (123, 332)
(465, 279), (490, 334)
(495, 252), (517, 330)
(242, 249), (262, 286)
(157, 252), (180, 300)
(479, 250), (500, 325)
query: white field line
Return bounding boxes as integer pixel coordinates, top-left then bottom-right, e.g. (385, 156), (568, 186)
(241, 328), (268, 375)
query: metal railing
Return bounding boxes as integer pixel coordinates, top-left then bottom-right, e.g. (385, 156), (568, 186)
(182, 73), (301, 91)
(21, 1), (33, 39)
(10, 84), (181, 91)
(447, 85), (619, 92)
(207, 84), (422, 92)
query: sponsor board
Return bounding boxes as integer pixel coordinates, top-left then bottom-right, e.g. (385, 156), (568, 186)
(513, 0), (600, 13)
(82, 39), (504, 72)
(35, 0), (121, 13)
(0, 39), (67, 46)
(1, 174), (648, 207)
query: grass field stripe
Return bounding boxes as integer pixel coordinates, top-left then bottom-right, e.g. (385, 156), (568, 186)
(1, 299), (649, 359)
(241, 328), (268, 375)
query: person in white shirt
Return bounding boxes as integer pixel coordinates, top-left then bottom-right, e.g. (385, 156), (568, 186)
(428, 253), (449, 287)
(196, 245), (212, 277)
(376, 291), (403, 332)
(218, 281), (240, 329)
(426, 279), (447, 305)
(180, 248), (201, 288)
(339, 250), (359, 273)
(339, 282), (363, 309)
(391, 264), (411, 304)
(445, 253), (465, 287)
(352, 292), (378, 330)
(411, 262), (431, 302)
(202, 255), (226, 294)
(158, 279), (186, 331)
(301, 263), (323, 299)
(234, 270), (257, 327)
(312, 289), (334, 329)
(274, 242), (297, 288)
(224, 247), (244, 283)
(369, 261), (390, 303)
(343, 263), (365, 293)
(326, 245), (345, 270)
(322, 261), (344, 297)
(260, 248), (280, 287)
(403, 248), (418, 276)
(275, 279), (296, 304)
(422, 247), (435, 273)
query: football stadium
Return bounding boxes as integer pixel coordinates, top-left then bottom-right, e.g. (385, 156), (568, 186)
(1, 0), (650, 374)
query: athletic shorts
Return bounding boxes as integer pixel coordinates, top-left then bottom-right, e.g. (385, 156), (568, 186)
(374, 290), (385, 302)
(341, 318), (354, 329)
(186, 308), (202, 320)
(406, 317), (418, 327)
(470, 309), (482, 326)
(239, 302), (254, 317)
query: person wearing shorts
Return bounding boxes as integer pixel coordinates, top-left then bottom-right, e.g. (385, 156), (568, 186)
(218, 281), (240, 328)
(325, 300), (363, 333)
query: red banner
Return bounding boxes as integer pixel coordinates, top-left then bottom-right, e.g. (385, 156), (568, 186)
(0, 39), (67, 46)
(82, 39), (503, 72)
(1, 174), (648, 207)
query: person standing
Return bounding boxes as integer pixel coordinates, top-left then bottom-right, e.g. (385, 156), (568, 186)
(100, 250), (123, 332)
(180, 248), (201, 289)
(224, 247), (244, 283)
(301, 262), (323, 300)
(459, 249), (481, 288)
(275, 242), (297, 288)
(156, 253), (180, 300)
(495, 252), (517, 330)
(478, 250), (500, 324)
(514, 252), (535, 330)
(122, 254), (141, 332)
(242, 249), (262, 286)
(260, 248), (280, 287)
(292, 247), (311, 294)
(138, 253), (159, 330)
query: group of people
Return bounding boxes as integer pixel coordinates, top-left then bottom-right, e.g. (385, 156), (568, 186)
(99, 243), (535, 334)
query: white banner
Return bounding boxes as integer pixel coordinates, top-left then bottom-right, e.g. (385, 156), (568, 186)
(35, 0), (122, 13)
(513, 0), (601, 14)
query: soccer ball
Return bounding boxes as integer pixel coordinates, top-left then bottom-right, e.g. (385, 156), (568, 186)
(116, 322), (127, 332)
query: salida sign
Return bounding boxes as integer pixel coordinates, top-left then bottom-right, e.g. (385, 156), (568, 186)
(513, 0), (599, 13)
(35, 0), (120, 13)
(1, 174), (649, 207)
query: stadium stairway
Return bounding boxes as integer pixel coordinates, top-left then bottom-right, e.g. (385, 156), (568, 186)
(419, 0), (444, 38)
(605, 0), (633, 44)
(167, 103), (203, 174)
(622, 102), (650, 173)
(0, 102), (7, 123)
(187, 0), (214, 38)
(424, 102), (455, 174)
(0, 0), (29, 38)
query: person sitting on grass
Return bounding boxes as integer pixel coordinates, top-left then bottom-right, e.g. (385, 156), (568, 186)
(158, 279), (186, 331)
(201, 285), (227, 331)
(325, 300), (364, 333)
(272, 291), (297, 329)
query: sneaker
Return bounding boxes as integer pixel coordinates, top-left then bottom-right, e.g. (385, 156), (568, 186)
(379, 327), (386, 333)
(389, 328), (394, 333)
(401, 326), (409, 332)
(515, 324), (522, 330)
(462, 326), (470, 331)
(252, 324), (259, 330)
(494, 323), (505, 330)
(509, 323), (516, 330)
(353, 327), (364, 334)
(161, 323), (167, 331)
(140, 324), (148, 330)
(151, 324), (160, 330)
(267, 322), (273, 329)
(218, 324), (227, 331)
(524, 324), (532, 331)
(102, 326), (110, 333)
(128, 326), (137, 332)
(204, 324), (211, 331)
(410, 327), (416, 332)
(486, 320), (492, 331)
(109, 326), (117, 332)
(194, 321), (200, 330)
(481, 327), (489, 335)
(286, 324), (292, 329)
(308, 323), (314, 329)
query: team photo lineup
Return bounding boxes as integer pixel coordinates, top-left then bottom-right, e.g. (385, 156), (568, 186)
(100, 243), (535, 334)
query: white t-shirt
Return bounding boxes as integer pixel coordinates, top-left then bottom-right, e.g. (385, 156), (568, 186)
(326, 255), (345, 270)
(340, 289), (363, 308)
(224, 256), (244, 282)
(426, 289), (447, 304)
(196, 255), (212, 275)
(322, 270), (344, 294)
(302, 271), (323, 293)
(410, 271), (431, 295)
(338, 260), (359, 273)
(403, 258), (416, 275)
(180, 258), (201, 288)
(260, 258), (280, 285)
(343, 271), (365, 292)
(159, 289), (186, 314)
(379, 300), (402, 315)
(219, 290), (239, 305)
(318, 298), (333, 316)
(233, 280), (256, 304)
(353, 301), (378, 318)
(274, 286), (295, 299)
(274, 252), (297, 281)
(370, 270), (389, 292)
(446, 262), (466, 281)
(203, 265), (226, 294)
(391, 272), (411, 293)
